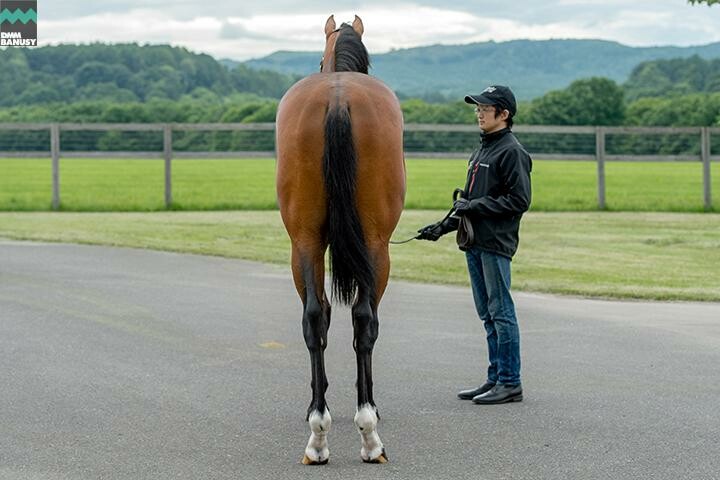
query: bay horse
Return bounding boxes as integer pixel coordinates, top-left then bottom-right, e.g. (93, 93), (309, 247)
(275, 14), (405, 465)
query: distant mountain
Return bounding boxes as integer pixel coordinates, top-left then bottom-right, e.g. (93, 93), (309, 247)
(239, 39), (720, 100)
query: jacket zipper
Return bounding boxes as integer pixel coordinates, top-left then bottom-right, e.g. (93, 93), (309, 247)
(468, 161), (480, 194)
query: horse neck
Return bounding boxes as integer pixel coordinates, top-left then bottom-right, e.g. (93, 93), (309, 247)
(331, 30), (369, 74)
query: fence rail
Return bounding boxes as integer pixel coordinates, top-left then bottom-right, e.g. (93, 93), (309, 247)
(0, 123), (717, 210)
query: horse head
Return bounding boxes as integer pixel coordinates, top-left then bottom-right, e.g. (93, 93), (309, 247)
(321, 15), (368, 74)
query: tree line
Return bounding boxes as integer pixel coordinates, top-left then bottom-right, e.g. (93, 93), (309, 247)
(1, 44), (719, 154)
(1, 44), (719, 127)
(0, 43), (298, 106)
(2, 76), (717, 128)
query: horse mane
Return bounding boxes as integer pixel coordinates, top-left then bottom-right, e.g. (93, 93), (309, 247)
(334, 24), (370, 74)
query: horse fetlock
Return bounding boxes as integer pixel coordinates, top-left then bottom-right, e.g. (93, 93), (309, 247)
(308, 408), (332, 435)
(354, 404), (378, 432)
(355, 404), (385, 462)
(304, 408), (331, 465)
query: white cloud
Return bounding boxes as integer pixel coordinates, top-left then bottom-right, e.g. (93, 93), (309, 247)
(39, 10), (223, 46)
(35, 2), (720, 61)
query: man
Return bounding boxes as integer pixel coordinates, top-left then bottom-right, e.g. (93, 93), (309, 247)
(417, 85), (532, 404)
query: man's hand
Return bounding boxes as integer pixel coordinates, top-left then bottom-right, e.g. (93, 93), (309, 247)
(417, 221), (445, 241)
(453, 198), (472, 214)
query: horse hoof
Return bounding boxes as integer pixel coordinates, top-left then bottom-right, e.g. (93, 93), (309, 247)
(362, 449), (388, 464)
(362, 453), (388, 464)
(302, 455), (329, 465)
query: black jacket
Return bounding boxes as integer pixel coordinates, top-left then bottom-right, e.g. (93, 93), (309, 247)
(450, 127), (532, 258)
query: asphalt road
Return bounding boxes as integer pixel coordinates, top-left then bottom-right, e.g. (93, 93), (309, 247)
(1, 240), (719, 480)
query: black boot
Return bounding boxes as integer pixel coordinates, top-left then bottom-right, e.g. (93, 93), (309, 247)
(472, 384), (523, 404)
(457, 382), (495, 400)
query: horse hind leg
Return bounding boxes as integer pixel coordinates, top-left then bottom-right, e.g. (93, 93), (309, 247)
(352, 287), (388, 464)
(294, 252), (332, 465)
(302, 295), (332, 465)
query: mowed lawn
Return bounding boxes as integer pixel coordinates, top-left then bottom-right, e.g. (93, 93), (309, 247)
(1, 157), (718, 212)
(0, 211), (718, 301)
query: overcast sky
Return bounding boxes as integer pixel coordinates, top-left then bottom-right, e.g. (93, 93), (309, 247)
(37, 1), (720, 60)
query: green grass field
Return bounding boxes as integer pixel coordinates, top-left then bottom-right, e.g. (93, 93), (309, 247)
(1, 157), (718, 211)
(0, 211), (718, 301)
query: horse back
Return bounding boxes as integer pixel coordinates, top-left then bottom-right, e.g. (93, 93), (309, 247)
(276, 72), (403, 159)
(276, 73), (405, 242)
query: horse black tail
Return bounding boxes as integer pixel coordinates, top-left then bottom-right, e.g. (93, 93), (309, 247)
(323, 104), (375, 305)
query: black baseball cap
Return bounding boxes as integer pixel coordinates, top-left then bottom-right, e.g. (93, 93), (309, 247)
(465, 85), (517, 116)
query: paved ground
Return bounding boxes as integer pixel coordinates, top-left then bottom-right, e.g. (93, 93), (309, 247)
(1, 240), (719, 480)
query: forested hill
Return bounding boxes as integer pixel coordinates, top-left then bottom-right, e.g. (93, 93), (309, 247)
(2, 41), (720, 113)
(0, 43), (298, 107)
(624, 55), (720, 100)
(242, 39), (720, 100)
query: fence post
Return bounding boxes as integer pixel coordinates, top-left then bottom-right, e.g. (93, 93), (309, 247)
(51, 123), (60, 211)
(701, 127), (712, 211)
(163, 124), (173, 209)
(595, 126), (606, 210)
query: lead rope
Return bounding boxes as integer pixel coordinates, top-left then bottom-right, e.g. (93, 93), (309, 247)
(389, 188), (464, 245)
(389, 235), (419, 245)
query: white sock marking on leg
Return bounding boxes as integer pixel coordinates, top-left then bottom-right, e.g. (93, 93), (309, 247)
(304, 408), (331, 463)
(355, 404), (384, 461)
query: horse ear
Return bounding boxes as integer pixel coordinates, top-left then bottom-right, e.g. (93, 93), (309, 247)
(352, 15), (364, 37)
(324, 15), (336, 37)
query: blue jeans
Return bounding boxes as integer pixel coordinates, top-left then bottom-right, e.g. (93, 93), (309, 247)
(465, 248), (521, 385)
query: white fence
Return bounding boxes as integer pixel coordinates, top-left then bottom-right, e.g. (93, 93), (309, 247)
(0, 123), (717, 210)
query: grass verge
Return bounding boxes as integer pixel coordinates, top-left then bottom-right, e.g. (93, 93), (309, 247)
(1, 211), (718, 302)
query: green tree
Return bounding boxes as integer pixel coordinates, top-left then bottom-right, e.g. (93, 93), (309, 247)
(525, 77), (625, 125)
(624, 56), (720, 100)
(401, 99), (475, 124)
(17, 84), (63, 104)
(0, 44), (297, 107)
(74, 61), (114, 86)
(626, 93), (720, 126)
(181, 87), (222, 104)
(688, 0), (719, 4)
(77, 83), (139, 102)
(229, 64), (296, 98)
(0, 49), (32, 106)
